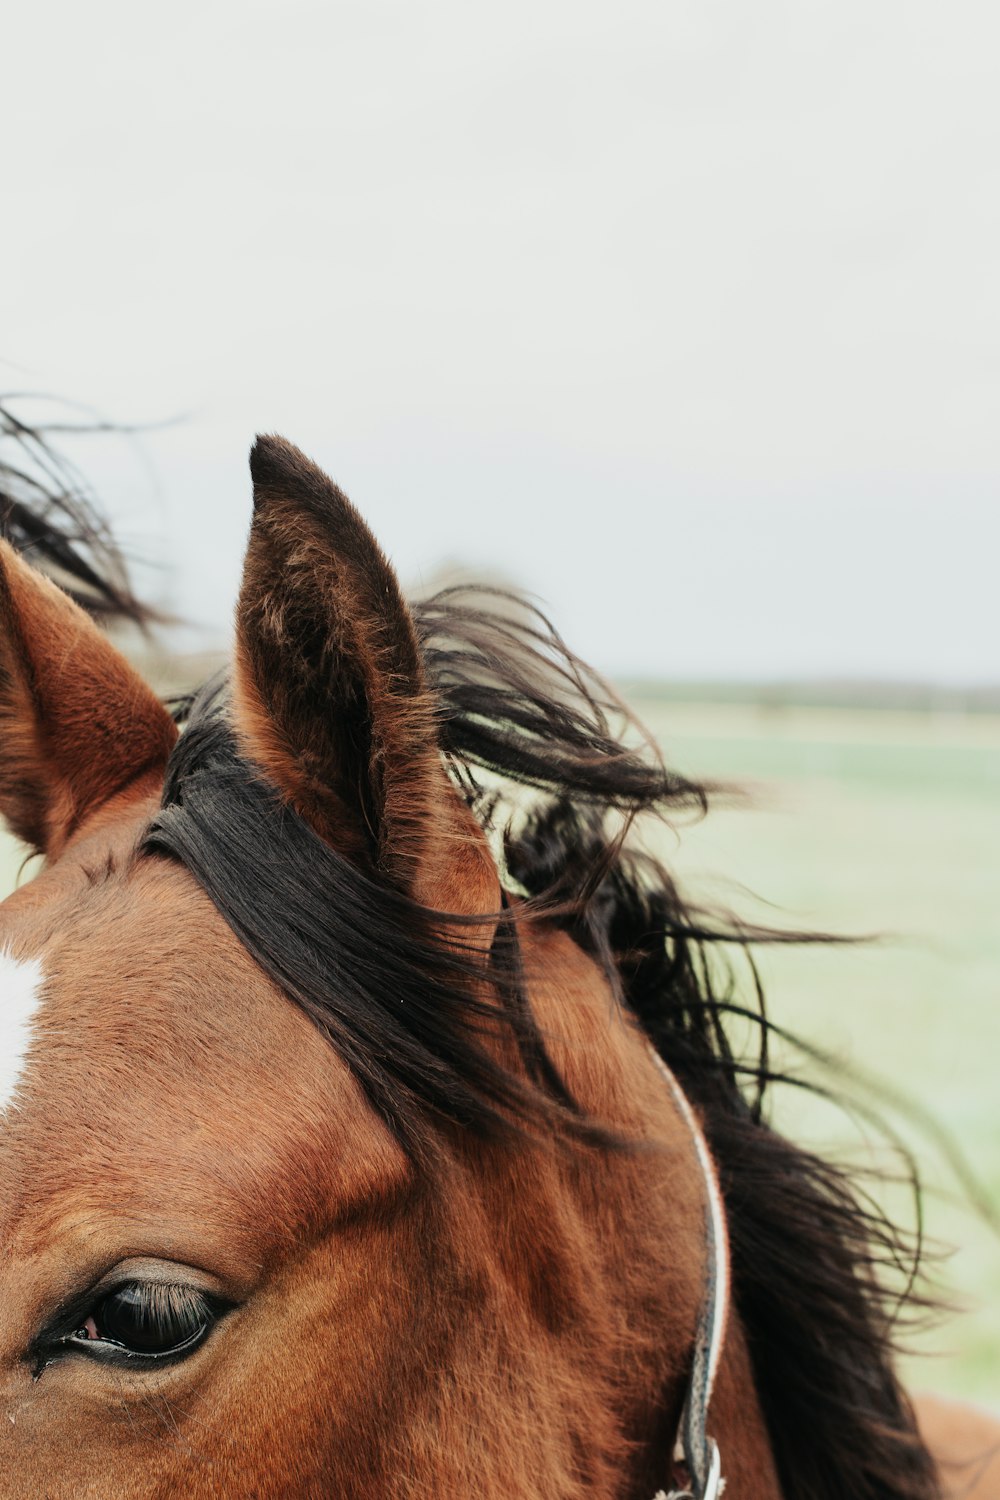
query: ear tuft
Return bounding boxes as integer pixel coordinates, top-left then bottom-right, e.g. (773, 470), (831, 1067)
(249, 433), (300, 505)
(248, 434), (345, 523)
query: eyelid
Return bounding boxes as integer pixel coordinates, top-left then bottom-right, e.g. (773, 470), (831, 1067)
(85, 1258), (230, 1302)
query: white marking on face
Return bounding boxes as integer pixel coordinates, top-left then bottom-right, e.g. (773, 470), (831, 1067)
(0, 949), (44, 1114)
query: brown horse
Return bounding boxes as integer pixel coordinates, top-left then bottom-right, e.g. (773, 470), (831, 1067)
(0, 434), (994, 1497)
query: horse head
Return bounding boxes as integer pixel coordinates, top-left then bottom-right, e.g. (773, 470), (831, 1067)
(0, 438), (938, 1498)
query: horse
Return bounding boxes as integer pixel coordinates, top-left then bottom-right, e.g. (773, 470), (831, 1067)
(0, 433), (996, 1497)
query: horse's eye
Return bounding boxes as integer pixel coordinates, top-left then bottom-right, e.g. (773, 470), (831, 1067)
(69, 1282), (223, 1362)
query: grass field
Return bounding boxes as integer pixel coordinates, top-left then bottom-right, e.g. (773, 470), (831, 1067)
(630, 696), (1000, 1401)
(1, 697), (997, 1399)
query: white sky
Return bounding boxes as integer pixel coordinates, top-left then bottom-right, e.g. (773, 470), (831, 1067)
(3, 0), (998, 681)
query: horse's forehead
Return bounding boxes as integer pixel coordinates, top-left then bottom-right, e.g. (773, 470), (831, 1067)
(0, 837), (405, 1275)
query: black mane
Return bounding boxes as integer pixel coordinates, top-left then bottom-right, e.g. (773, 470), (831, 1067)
(0, 399), (151, 625)
(148, 586), (940, 1500)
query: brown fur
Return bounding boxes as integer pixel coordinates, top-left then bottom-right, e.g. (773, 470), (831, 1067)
(0, 809), (779, 1497)
(0, 540), (175, 856)
(234, 436), (495, 914)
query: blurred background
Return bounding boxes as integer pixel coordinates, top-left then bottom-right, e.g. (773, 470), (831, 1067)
(1, 0), (997, 1397)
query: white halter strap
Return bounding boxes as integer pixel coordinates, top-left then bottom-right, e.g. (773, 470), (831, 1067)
(649, 1048), (729, 1500)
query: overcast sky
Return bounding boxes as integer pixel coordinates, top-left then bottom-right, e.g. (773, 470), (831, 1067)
(3, 0), (998, 681)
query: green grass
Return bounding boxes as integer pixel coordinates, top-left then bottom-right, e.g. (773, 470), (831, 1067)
(632, 698), (1000, 1399)
(2, 699), (997, 1397)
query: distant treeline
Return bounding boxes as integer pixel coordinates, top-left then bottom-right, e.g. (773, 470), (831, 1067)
(623, 679), (1000, 715)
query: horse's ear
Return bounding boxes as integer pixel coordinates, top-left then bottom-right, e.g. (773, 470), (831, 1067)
(0, 541), (177, 857)
(234, 435), (492, 908)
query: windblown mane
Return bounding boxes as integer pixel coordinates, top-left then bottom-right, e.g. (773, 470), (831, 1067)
(0, 399), (151, 625)
(148, 585), (940, 1500)
(0, 407), (940, 1496)
(426, 588), (940, 1500)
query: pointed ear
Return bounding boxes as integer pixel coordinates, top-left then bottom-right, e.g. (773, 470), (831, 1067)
(233, 436), (495, 910)
(0, 541), (177, 857)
